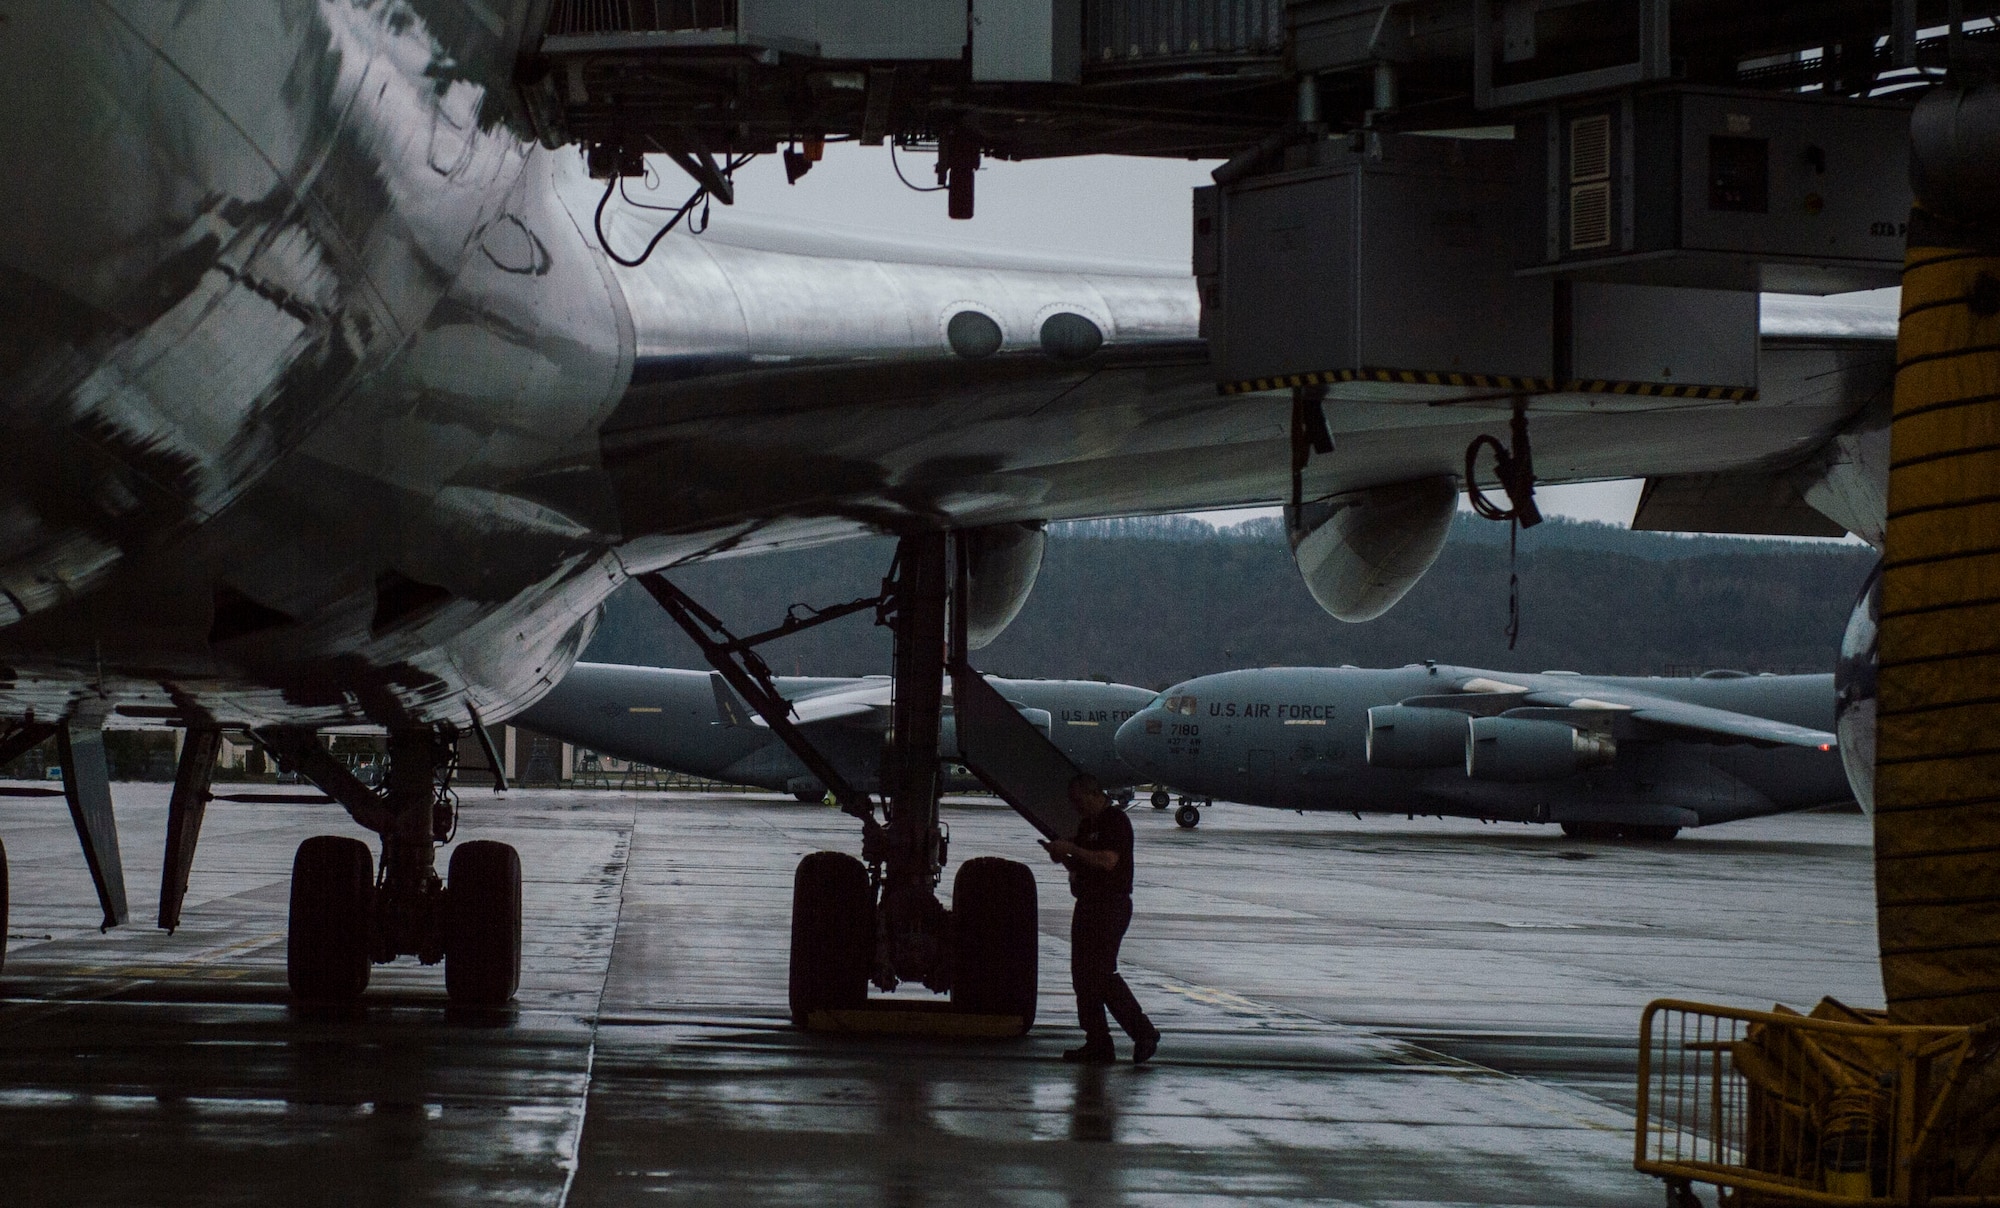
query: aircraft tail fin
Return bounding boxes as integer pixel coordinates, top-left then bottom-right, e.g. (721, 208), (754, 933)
(710, 672), (752, 728)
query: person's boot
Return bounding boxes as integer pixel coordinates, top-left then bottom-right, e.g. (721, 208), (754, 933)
(1132, 1025), (1161, 1065)
(1063, 1037), (1116, 1064)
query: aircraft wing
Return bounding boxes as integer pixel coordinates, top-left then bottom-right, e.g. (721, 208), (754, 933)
(1513, 687), (1835, 749)
(766, 682), (893, 729)
(1398, 677), (1836, 749)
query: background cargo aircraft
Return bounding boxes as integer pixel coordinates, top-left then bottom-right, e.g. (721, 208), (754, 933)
(0, 1), (1895, 1010)
(1116, 664), (1852, 838)
(516, 663), (1151, 800)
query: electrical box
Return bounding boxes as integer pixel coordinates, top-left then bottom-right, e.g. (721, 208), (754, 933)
(741, 1), (966, 61)
(973, 0), (1082, 83)
(1209, 134), (1759, 395)
(1516, 86), (1911, 294)
(1214, 136), (1552, 391)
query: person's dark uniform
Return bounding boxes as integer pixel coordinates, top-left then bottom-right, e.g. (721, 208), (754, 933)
(1066, 803), (1159, 1063)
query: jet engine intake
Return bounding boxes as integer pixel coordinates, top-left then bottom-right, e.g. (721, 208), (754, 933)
(959, 522), (1046, 650)
(1286, 475), (1458, 623)
(1465, 717), (1616, 782)
(1365, 706), (1468, 769)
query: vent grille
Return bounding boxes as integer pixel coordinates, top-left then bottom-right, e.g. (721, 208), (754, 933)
(1570, 114), (1612, 183)
(1570, 182), (1612, 251)
(546, 0), (737, 36)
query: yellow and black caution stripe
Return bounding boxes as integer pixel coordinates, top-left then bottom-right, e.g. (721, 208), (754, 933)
(1873, 213), (2000, 1026)
(1556, 379), (1758, 400)
(1216, 366), (1756, 401)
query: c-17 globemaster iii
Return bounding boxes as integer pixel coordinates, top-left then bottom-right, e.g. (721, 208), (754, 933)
(518, 663), (1154, 802)
(1115, 664), (1853, 838)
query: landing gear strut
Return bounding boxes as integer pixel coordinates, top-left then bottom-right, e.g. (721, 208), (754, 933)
(261, 726), (521, 1006)
(640, 533), (1044, 1031)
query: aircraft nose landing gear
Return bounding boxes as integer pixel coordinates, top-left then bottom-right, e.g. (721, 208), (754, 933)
(262, 726), (522, 1007)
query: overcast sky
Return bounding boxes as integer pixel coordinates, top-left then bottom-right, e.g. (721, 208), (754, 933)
(709, 147), (1712, 529)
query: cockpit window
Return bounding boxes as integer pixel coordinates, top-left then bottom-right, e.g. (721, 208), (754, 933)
(1175, 696), (1197, 716)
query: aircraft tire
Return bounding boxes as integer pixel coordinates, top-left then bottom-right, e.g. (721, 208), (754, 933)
(1150, 789), (1170, 810)
(1175, 804), (1201, 829)
(793, 790), (821, 803)
(287, 836), (375, 1003)
(788, 851), (873, 1028)
(446, 840), (523, 1007)
(950, 857), (1037, 1029)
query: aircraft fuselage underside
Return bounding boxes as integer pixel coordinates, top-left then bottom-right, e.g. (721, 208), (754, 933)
(0, 2), (1890, 732)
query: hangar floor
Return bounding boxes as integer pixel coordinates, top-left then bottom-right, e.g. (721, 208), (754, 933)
(0, 787), (1881, 1206)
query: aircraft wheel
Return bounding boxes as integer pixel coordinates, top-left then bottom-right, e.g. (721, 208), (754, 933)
(789, 851), (873, 1027)
(950, 857), (1038, 1029)
(1175, 804), (1201, 829)
(793, 789), (821, 804)
(1113, 789), (1134, 809)
(1150, 789), (1170, 810)
(287, 836), (375, 1003)
(446, 840), (523, 1006)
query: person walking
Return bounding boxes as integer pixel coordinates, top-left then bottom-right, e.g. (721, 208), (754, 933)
(1042, 773), (1161, 1064)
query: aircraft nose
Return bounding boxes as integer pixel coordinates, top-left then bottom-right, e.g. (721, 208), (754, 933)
(1114, 708), (1167, 772)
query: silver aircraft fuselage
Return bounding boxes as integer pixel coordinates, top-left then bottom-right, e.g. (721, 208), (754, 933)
(0, 2), (1893, 732)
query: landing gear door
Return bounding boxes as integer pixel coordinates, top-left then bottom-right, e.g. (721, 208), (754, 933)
(948, 662), (1082, 840)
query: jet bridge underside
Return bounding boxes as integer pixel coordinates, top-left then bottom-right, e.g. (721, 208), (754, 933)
(522, 2), (2000, 167)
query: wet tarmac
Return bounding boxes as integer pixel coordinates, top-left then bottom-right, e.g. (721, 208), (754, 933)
(0, 787), (1882, 1206)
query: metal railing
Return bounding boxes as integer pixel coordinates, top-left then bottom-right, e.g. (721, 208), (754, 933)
(1636, 1000), (2000, 1205)
(546, 0), (736, 37)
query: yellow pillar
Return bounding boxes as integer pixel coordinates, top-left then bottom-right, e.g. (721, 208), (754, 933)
(1875, 208), (2000, 1024)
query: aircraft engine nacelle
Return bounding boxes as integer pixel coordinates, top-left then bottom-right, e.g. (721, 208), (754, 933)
(961, 522), (1047, 650)
(1465, 717), (1617, 782)
(1365, 706), (1469, 769)
(1286, 475), (1458, 623)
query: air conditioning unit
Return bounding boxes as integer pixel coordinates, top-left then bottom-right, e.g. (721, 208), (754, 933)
(1207, 133), (1758, 396)
(1516, 86), (1911, 294)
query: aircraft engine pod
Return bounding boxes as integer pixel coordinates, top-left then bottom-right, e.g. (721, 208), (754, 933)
(960, 522), (1047, 649)
(1465, 717), (1617, 782)
(1365, 706), (1468, 769)
(1286, 475), (1457, 623)
(1835, 562), (1880, 813)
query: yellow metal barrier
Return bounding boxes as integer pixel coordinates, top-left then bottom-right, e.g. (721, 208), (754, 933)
(1636, 999), (2000, 1205)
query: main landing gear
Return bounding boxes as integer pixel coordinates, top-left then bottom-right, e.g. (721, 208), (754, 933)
(262, 727), (521, 1006)
(641, 532), (1044, 1032)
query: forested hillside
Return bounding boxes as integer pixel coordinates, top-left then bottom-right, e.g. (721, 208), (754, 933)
(584, 515), (1875, 691)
